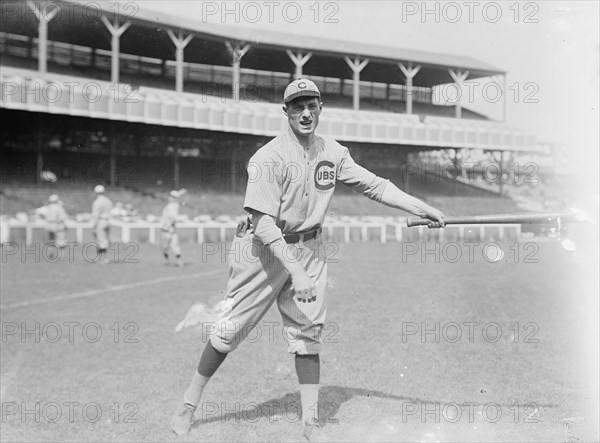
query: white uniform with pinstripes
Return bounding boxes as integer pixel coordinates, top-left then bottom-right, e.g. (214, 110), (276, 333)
(210, 128), (388, 355)
(91, 195), (113, 250)
(160, 201), (182, 256)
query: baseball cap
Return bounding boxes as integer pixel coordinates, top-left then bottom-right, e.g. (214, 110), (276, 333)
(48, 194), (59, 203)
(94, 185), (105, 194)
(283, 79), (321, 103)
(169, 190), (181, 198)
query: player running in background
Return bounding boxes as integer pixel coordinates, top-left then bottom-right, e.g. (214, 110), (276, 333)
(90, 185), (113, 264)
(171, 79), (445, 440)
(161, 190), (184, 267)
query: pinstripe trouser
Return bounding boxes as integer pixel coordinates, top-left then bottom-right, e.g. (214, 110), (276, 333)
(210, 230), (327, 355)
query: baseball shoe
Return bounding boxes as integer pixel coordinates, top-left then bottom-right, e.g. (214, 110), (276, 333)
(303, 418), (326, 442)
(171, 403), (196, 436)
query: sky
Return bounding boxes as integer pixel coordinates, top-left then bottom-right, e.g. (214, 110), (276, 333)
(134, 1), (599, 177)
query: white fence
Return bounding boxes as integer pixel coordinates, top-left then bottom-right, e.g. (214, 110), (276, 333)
(2, 219), (522, 245)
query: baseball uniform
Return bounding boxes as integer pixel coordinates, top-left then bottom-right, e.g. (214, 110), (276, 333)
(171, 79), (445, 439)
(91, 194), (113, 250)
(160, 200), (182, 260)
(45, 201), (68, 246)
(209, 128), (388, 355)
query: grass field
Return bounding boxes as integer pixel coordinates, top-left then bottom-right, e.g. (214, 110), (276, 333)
(1, 238), (598, 442)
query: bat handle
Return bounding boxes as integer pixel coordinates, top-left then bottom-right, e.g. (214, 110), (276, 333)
(406, 218), (429, 227)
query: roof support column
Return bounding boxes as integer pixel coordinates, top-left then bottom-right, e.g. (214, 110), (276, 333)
(26, 1), (59, 73)
(398, 61), (421, 115)
(502, 74), (507, 122)
(286, 50), (313, 78)
(448, 69), (469, 119)
(167, 30), (193, 93)
(36, 115), (44, 185)
(344, 56), (369, 111)
(173, 147), (180, 190)
(109, 125), (116, 186)
(101, 16), (131, 84)
(225, 42), (250, 103)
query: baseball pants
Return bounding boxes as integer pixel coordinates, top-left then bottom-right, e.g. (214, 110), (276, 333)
(161, 229), (182, 256)
(210, 229), (327, 355)
(95, 220), (110, 250)
(46, 223), (66, 247)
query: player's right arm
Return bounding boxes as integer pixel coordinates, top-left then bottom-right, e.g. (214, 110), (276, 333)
(252, 212), (316, 303)
(243, 146), (317, 303)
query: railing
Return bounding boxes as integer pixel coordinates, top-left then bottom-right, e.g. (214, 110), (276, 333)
(1, 31), (434, 105)
(0, 65), (537, 150)
(3, 218), (522, 245)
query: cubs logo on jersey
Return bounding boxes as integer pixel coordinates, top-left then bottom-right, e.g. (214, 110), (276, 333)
(314, 160), (336, 190)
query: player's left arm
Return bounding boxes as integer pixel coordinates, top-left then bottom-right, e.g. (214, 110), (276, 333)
(337, 148), (445, 227)
(379, 183), (445, 227)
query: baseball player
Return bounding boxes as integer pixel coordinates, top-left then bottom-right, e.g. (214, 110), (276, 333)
(160, 190), (184, 267)
(43, 194), (68, 253)
(90, 185), (113, 263)
(171, 79), (445, 440)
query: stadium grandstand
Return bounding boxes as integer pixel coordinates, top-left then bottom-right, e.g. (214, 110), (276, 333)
(1, 0), (549, 243)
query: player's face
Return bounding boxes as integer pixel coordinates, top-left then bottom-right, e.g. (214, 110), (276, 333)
(284, 97), (322, 138)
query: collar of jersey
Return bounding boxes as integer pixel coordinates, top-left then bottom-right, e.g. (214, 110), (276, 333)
(285, 128), (319, 151)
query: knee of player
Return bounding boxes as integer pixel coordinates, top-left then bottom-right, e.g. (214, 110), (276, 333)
(209, 334), (239, 354)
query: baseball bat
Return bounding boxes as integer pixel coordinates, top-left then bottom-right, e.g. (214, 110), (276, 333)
(406, 211), (587, 227)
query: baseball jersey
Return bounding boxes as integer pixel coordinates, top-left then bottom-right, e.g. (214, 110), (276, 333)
(45, 203), (67, 224)
(244, 129), (388, 234)
(91, 195), (113, 223)
(161, 202), (179, 231)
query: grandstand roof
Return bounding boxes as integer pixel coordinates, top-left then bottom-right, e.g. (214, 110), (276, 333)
(2, 0), (505, 87)
(123, 4), (505, 75)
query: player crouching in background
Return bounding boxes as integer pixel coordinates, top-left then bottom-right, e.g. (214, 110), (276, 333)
(160, 190), (186, 267)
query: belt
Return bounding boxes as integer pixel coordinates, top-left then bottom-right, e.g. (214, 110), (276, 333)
(283, 229), (321, 244)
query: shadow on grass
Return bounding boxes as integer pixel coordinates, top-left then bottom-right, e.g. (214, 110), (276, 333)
(195, 385), (422, 428)
(194, 384), (559, 431)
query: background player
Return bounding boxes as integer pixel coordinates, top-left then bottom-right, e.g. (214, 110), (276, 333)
(41, 194), (68, 258)
(160, 190), (184, 267)
(90, 185), (113, 264)
(171, 79), (445, 440)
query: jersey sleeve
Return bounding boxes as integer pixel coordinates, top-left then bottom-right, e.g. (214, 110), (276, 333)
(337, 147), (389, 202)
(243, 149), (282, 218)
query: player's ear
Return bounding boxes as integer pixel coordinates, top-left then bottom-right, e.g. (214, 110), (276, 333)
(282, 105), (288, 116)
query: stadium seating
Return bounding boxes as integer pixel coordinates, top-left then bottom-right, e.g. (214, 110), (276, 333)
(1, 31), (495, 120)
(0, 175), (523, 221)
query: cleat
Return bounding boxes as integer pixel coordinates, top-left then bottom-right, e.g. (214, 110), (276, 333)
(303, 418), (326, 442)
(171, 403), (196, 436)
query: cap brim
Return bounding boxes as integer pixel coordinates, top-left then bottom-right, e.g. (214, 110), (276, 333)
(284, 90), (321, 103)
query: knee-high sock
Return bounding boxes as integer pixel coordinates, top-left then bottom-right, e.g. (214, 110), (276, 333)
(183, 370), (210, 408)
(183, 342), (227, 408)
(296, 354), (320, 423)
